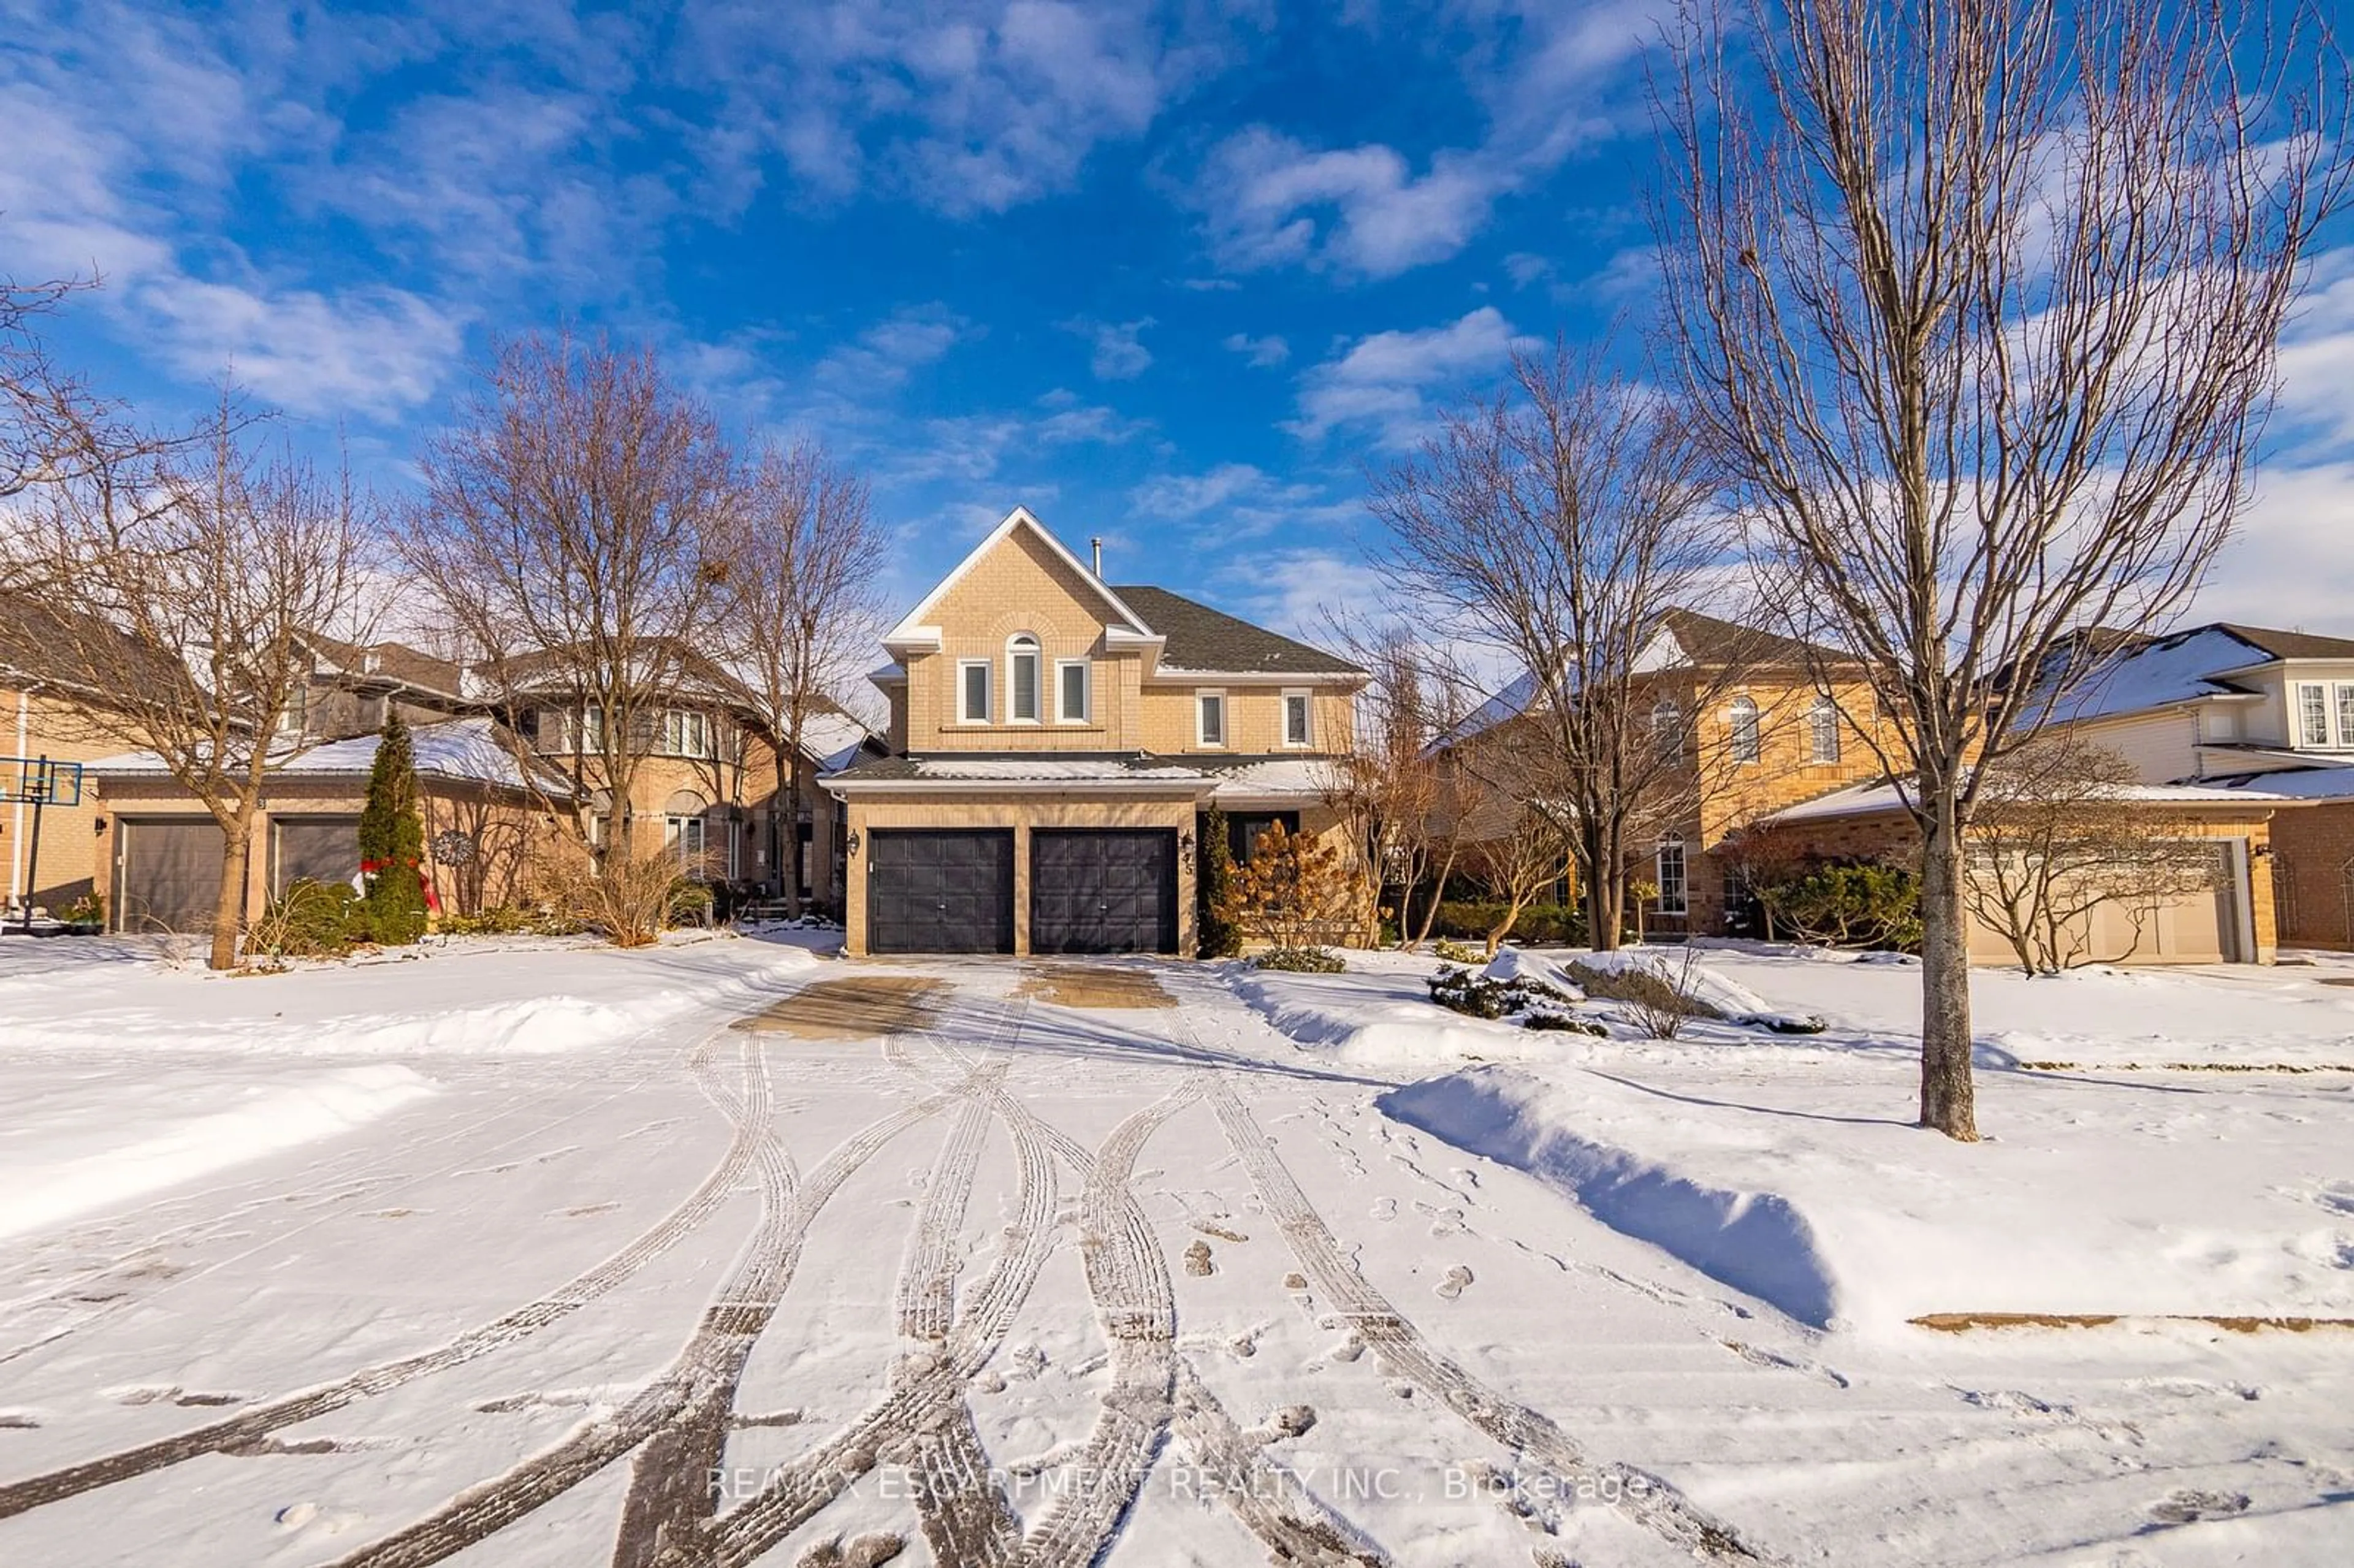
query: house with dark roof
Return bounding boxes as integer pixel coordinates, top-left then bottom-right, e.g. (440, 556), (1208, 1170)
(823, 507), (1368, 956)
(2028, 620), (2354, 948)
(1442, 605), (1895, 940)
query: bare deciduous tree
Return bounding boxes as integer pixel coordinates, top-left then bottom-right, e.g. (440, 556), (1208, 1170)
(17, 406), (378, 968)
(1464, 798), (1575, 956)
(1965, 737), (2220, 973)
(715, 441), (882, 915)
(1658, 0), (2347, 1137)
(402, 333), (735, 945)
(1326, 633), (1474, 950)
(1369, 343), (1726, 953)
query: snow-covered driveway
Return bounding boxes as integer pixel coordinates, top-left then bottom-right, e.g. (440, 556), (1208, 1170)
(2, 951), (2348, 1566)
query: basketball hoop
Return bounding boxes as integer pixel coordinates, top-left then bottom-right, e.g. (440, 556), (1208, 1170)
(2, 756), (84, 935)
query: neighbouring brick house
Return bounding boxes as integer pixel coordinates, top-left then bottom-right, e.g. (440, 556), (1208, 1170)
(498, 643), (878, 908)
(1451, 607), (2293, 964)
(1445, 609), (1897, 937)
(2008, 621), (2354, 950)
(823, 506), (1369, 956)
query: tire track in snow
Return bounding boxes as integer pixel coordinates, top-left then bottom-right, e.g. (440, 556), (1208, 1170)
(1168, 1356), (1388, 1567)
(699, 1008), (1061, 1568)
(326, 1051), (980, 1568)
(1202, 1079), (1784, 1565)
(0, 1035), (768, 1521)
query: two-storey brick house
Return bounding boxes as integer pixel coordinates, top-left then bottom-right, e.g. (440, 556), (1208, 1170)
(824, 508), (1368, 956)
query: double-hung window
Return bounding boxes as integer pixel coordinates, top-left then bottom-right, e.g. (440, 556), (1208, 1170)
(1057, 659), (1091, 724)
(2301, 681), (2354, 750)
(1728, 696), (1760, 763)
(661, 709), (710, 758)
(1808, 695), (1842, 764)
(1655, 838), (1688, 915)
(1282, 690), (1312, 748)
(959, 660), (991, 724)
(1197, 690), (1227, 748)
(1007, 634), (1040, 723)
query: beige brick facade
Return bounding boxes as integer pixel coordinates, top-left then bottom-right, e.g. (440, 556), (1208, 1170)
(3, 686), (144, 915)
(840, 509), (1368, 958)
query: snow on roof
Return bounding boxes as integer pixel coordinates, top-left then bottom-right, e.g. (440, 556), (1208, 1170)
(1769, 777), (2294, 824)
(2204, 766), (2354, 803)
(1208, 758), (1342, 801)
(85, 718), (579, 797)
(793, 708), (874, 767)
(2022, 626), (2269, 728)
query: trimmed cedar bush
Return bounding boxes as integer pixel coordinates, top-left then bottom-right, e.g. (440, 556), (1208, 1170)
(1754, 861), (1922, 953)
(358, 712), (429, 945)
(1197, 806), (1242, 958)
(1253, 946), (1346, 973)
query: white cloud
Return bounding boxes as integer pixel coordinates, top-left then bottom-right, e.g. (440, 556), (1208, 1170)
(2195, 459), (2354, 630)
(1221, 331), (1290, 367)
(1209, 547), (1393, 641)
(1289, 306), (1537, 445)
(817, 305), (970, 390)
(140, 277), (465, 420)
(684, 0), (1248, 218)
(1061, 316), (1156, 380)
(1194, 127), (1504, 278)
(1129, 462), (1358, 542)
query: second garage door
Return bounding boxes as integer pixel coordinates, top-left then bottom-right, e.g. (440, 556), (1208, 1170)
(867, 829), (1015, 954)
(271, 815), (363, 898)
(112, 818), (229, 934)
(1030, 829), (1179, 955)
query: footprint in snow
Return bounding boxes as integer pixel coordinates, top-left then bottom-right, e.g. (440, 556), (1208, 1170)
(1369, 1197), (1398, 1222)
(1435, 1265), (1475, 1301)
(1184, 1241), (1216, 1277)
(2150, 1488), (2250, 1525)
(2315, 1181), (2354, 1217)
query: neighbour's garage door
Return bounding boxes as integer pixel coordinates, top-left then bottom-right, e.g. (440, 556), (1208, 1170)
(112, 818), (228, 934)
(1030, 829), (1179, 955)
(867, 830), (1015, 954)
(271, 816), (363, 897)
(1965, 840), (2242, 965)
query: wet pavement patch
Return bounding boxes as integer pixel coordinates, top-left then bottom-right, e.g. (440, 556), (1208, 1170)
(1013, 964), (1178, 1010)
(734, 976), (947, 1038)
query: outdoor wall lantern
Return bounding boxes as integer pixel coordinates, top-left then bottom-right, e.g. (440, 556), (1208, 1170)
(846, 830), (861, 856)
(1180, 830), (1195, 853)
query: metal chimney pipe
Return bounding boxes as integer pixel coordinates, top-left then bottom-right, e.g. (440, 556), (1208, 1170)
(1091, 537), (1103, 577)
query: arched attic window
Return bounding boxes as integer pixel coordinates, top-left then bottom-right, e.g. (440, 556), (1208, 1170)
(1007, 634), (1041, 723)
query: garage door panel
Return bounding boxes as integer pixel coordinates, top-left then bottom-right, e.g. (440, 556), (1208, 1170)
(115, 818), (228, 934)
(1031, 830), (1177, 955)
(869, 830), (1014, 954)
(272, 816), (362, 897)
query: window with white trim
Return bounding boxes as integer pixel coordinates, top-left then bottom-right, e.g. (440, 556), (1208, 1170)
(1197, 690), (1227, 748)
(1655, 837), (1688, 915)
(959, 660), (991, 724)
(1650, 699), (1683, 764)
(665, 813), (707, 866)
(2299, 680), (2354, 750)
(1728, 695), (1759, 763)
(1056, 659), (1091, 723)
(277, 682), (309, 735)
(1282, 690), (1312, 748)
(1808, 695), (1842, 764)
(1007, 634), (1040, 723)
(659, 709), (712, 758)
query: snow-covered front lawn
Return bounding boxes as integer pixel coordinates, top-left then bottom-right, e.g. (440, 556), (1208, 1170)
(1232, 942), (2354, 1336)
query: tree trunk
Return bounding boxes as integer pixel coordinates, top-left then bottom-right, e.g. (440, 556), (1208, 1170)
(1409, 844), (1457, 949)
(1581, 821), (1622, 953)
(783, 759), (804, 918)
(208, 820), (249, 970)
(771, 740), (793, 910)
(1917, 799), (1980, 1140)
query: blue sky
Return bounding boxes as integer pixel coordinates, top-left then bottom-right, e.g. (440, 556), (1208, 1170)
(7, 0), (2353, 642)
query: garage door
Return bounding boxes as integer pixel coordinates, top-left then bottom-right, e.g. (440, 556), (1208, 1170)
(1030, 829), (1179, 955)
(113, 818), (229, 934)
(867, 830), (1015, 954)
(1965, 841), (2242, 965)
(271, 816), (362, 897)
